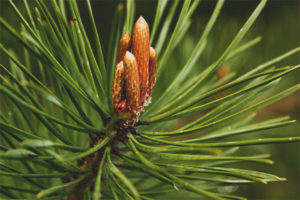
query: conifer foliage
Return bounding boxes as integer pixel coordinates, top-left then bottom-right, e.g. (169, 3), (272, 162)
(0, 0), (299, 199)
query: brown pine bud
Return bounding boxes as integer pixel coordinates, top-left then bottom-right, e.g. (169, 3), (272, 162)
(123, 51), (140, 122)
(116, 33), (132, 63)
(132, 16), (150, 106)
(145, 47), (157, 106)
(112, 61), (125, 110)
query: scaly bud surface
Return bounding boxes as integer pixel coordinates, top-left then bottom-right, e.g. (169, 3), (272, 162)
(123, 51), (140, 122)
(132, 16), (150, 106)
(145, 47), (157, 106)
(112, 61), (125, 110)
(116, 33), (132, 63)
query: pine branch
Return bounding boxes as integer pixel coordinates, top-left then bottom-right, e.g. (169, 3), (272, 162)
(0, 0), (299, 199)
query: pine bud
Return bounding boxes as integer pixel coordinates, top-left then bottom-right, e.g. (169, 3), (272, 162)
(123, 51), (140, 122)
(116, 33), (132, 63)
(112, 61), (125, 111)
(145, 47), (157, 106)
(132, 16), (150, 106)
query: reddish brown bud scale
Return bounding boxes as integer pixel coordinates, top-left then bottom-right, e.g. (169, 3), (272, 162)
(132, 16), (150, 106)
(116, 33), (132, 63)
(145, 47), (157, 106)
(112, 61), (125, 110)
(123, 51), (140, 122)
(116, 100), (126, 114)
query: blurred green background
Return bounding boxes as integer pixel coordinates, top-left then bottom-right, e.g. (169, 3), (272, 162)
(0, 0), (299, 199)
